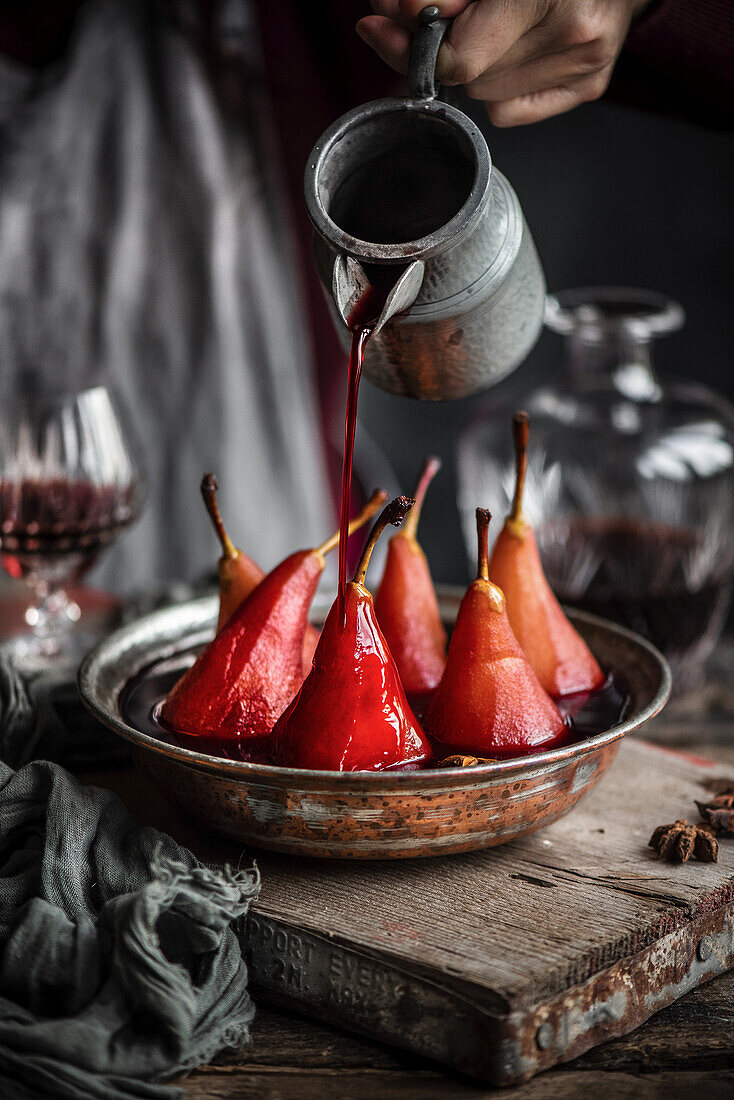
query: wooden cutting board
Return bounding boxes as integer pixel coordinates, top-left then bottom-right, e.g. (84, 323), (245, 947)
(92, 738), (734, 1087)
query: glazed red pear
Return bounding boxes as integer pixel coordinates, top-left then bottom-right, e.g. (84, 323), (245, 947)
(201, 474), (264, 631)
(424, 509), (566, 758)
(375, 457), (447, 699)
(489, 413), (604, 698)
(161, 490), (387, 751)
(161, 550), (321, 752)
(202, 474), (386, 672)
(296, 488), (388, 671)
(273, 497), (432, 772)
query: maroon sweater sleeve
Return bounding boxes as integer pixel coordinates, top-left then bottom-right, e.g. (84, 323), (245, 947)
(609, 0), (734, 125)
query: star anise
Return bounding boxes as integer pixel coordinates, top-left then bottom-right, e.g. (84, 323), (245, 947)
(696, 787), (734, 835)
(438, 754), (497, 768)
(649, 819), (718, 863)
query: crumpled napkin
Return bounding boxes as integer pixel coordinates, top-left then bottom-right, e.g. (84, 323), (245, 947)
(0, 759), (260, 1099)
(0, 645), (132, 772)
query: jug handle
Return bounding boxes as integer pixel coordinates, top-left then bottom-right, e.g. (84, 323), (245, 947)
(408, 6), (451, 101)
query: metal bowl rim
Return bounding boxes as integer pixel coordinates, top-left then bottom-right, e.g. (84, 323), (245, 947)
(78, 592), (672, 785)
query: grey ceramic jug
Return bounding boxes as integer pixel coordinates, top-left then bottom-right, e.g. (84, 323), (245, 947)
(303, 7), (545, 401)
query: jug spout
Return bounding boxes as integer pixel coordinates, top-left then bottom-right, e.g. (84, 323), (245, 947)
(332, 256), (426, 335)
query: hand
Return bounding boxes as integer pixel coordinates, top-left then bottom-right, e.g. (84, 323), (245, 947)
(357, 1), (650, 126)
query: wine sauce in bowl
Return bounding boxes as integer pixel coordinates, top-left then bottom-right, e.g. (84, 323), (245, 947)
(121, 648), (630, 769)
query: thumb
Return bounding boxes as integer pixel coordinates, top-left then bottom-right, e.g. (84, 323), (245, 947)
(395, 0), (473, 16)
(357, 2), (475, 80)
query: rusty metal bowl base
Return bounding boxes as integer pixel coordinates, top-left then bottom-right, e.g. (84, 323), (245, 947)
(79, 589), (671, 859)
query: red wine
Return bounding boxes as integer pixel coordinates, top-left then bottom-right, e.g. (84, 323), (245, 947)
(122, 654), (630, 767)
(0, 478), (137, 581)
(338, 326), (369, 614)
(337, 283), (389, 618)
(538, 516), (732, 684)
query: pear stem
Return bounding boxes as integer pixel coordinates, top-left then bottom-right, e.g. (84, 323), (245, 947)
(401, 456), (441, 540)
(316, 489), (388, 558)
(476, 508), (491, 581)
(354, 496), (414, 586)
(510, 411), (529, 522)
(201, 474), (237, 560)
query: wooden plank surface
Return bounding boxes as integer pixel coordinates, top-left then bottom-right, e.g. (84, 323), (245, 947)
(82, 640), (734, 1096)
(89, 740), (734, 1016)
(179, 989), (734, 1098)
(249, 739), (734, 1013)
(183, 1068), (734, 1100)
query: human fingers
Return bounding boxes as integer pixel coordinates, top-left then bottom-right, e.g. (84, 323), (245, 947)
(357, 15), (413, 75)
(366, 1), (471, 32)
(359, 2), (543, 87)
(368, 0), (411, 28)
(465, 38), (614, 101)
(486, 62), (615, 126)
(467, 2), (644, 124)
(436, 1), (542, 85)
(388, 0), (473, 18)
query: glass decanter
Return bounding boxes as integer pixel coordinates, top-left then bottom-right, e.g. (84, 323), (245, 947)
(458, 288), (734, 694)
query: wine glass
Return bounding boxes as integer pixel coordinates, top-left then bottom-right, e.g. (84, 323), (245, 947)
(0, 381), (146, 666)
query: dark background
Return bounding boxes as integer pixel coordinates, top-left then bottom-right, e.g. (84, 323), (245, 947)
(359, 95), (734, 583)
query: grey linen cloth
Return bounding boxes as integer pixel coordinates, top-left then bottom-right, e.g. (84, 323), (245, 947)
(0, 760), (260, 1100)
(0, 646), (130, 772)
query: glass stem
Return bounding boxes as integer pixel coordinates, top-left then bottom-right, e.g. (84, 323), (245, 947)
(25, 581), (81, 647)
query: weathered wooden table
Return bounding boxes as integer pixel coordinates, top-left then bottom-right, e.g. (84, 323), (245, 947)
(90, 641), (734, 1099)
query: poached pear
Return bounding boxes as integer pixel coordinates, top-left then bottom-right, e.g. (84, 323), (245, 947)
(201, 474), (264, 631)
(273, 497), (432, 772)
(375, 456), (447, 700)
(424, 509), (567, 758)
(489, 413), (604, 698)
(162, 490), (387, 752)
(202, 473), (385, 673)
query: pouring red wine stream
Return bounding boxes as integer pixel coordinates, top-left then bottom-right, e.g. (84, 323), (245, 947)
(338, 283), (389, 619)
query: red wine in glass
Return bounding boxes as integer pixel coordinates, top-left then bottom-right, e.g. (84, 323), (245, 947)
(0, 384), (145, 664)
(1, 478), (138, 583)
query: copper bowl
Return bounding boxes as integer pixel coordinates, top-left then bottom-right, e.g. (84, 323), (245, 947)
(78, 588), (670, 859)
